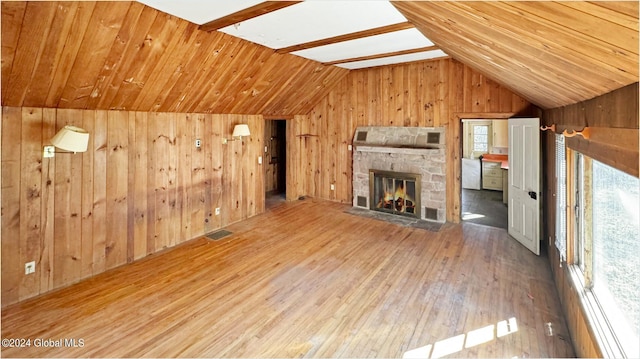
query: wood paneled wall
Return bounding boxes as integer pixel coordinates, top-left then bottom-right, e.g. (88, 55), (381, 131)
(540, 83), (639, 358)
(1, 107), (265, 306)
(289, 58), (536, 222)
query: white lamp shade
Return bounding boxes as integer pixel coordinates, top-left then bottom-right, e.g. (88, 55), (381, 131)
(232, 124), (250, 137)
(51, 125), (89, 152)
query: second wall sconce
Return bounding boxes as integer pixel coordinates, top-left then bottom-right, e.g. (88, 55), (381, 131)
(43, 125), (90, 158)
(223, 124), (251, 144)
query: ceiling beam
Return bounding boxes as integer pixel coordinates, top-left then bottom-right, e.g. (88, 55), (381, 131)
(322, 45), (442, 66)
(276, 21), (415, 54)
(199, 1), (302, 32)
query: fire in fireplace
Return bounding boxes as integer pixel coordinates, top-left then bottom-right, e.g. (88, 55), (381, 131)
(370, 170), (421, 218)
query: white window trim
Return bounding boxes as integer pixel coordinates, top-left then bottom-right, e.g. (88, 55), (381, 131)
(569, 264), (625, 358)
(568, 153), (638, 358)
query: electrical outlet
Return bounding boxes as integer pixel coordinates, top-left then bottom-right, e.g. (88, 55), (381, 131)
(215, 207), (221, 216)
(258, 156), (263, 164)
(25, 261), (35, 275)
(195, 139), (201, 148)
(348, 144), (353, 151)
(330, 184), (335, 191)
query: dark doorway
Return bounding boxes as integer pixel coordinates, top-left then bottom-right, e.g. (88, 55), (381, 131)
(265, 119), (287, 209)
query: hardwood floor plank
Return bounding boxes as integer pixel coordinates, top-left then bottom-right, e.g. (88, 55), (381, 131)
(1, 199), (574, 358)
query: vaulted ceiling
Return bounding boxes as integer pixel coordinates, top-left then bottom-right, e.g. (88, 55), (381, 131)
(393, 1), (638, 109)
(1, 1), (638, 116)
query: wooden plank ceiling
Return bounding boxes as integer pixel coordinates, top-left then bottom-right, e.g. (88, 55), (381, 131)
(1, 1), (638, 114)
(392, 1), (639, 109)
(0, 1), (350, 117)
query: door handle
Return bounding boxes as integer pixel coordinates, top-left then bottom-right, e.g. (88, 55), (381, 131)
(528, 191), (537, 200)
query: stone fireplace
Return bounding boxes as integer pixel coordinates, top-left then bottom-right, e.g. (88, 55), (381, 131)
(352, 126), (446, 223)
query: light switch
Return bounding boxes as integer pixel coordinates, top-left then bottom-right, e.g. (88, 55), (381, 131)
(258, 156), (262, 164)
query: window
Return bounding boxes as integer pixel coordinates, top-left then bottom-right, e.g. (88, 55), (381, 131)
(572, 155), (640, 358)
(462, 120), (493, 159)
(591, 161), (640, 357)
(472, 124), (489, 152)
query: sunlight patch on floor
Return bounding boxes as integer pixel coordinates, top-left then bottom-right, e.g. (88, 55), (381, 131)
(462, 211), (485, 220)
(403, 317), (518, 358)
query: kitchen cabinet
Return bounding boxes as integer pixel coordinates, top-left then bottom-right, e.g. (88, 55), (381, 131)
(493, 120), (508, 148)
(482, 161), (503, 190)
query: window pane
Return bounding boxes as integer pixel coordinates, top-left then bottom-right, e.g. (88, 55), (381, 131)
(592, 160), (640, 357)
(473, 143), (487, 152)
(473, 134), (487, 143)
(473, 126), (488, 135)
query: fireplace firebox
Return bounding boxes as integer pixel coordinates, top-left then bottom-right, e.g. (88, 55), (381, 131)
(370, 170), (421, 218)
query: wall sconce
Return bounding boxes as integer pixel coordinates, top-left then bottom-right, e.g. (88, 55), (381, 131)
(223, 124), (251, 144)
(43, 125), (90, 158)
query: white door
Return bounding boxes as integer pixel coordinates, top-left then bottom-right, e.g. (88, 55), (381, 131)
(508, 118), (540, 255)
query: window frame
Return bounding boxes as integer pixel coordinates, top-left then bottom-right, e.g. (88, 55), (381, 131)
(463, 120), (493, 159)
(566, 151), (638, 358)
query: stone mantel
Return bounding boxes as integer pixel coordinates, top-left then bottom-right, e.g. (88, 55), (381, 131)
(354, 145), (443, 156)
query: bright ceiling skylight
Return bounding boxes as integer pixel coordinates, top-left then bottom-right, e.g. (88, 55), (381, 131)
(136, 0), (447, 70)
(219, 1), (407, 49)
(292, 28), (434, 63)
(338, 50), (448, 70)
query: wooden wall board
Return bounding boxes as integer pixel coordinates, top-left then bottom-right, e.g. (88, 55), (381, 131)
(40, 108), (57, 294)
(92, 110), (108, 276)
(81, 110), (96, 277)
(285, 116), (303, 201)
(1, 107), (22, 304)
(1, 107), (267, 306)
(132, 111), (149, 260)
(19, 108), (43, 301)
(106, 110), (129, 269)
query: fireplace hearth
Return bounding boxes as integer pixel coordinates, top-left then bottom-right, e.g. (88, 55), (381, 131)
(352, 126), (446, 223)
(370, 170), (421, 218)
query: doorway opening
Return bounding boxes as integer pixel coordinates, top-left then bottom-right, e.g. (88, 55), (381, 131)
(460, 118), (508, 229)
(265, 119), (287, 209)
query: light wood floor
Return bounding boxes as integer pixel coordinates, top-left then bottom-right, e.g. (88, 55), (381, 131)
(1, 199), (574, 358)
